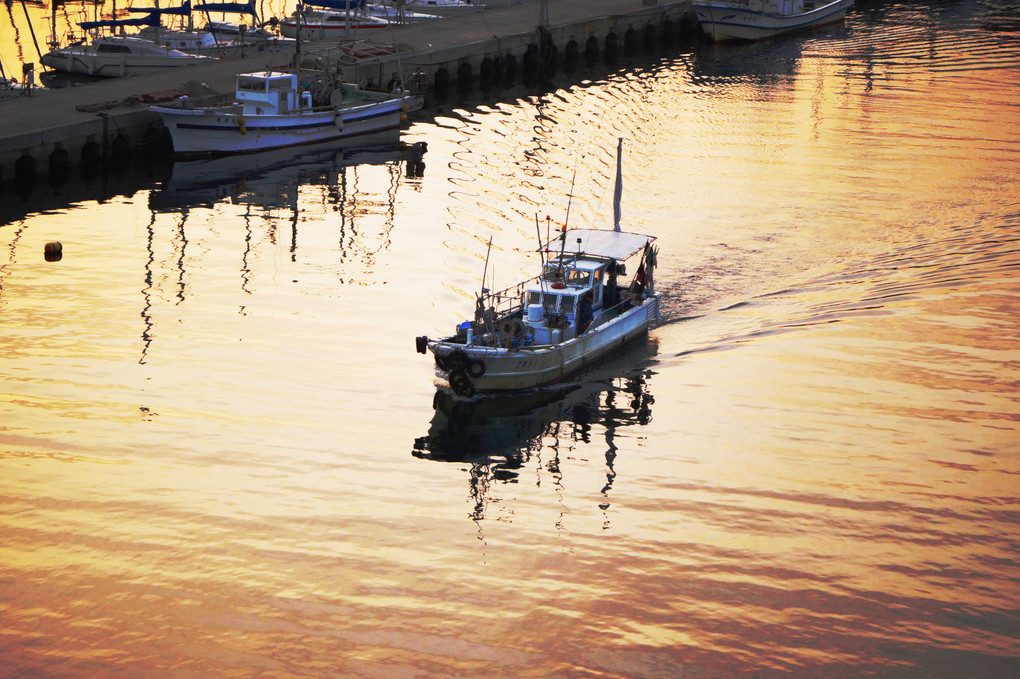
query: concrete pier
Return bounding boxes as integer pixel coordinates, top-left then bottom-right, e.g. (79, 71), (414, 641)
(0, 0), (693, 197)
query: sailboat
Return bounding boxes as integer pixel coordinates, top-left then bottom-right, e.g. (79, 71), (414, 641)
(415, 140), (661, 397)
(40, 1), (211, 77)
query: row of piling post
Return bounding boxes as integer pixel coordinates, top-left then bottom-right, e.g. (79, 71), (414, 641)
(431, 16), (693, 101)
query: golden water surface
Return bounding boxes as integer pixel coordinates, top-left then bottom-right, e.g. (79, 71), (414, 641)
(2, 1), (1020, 677)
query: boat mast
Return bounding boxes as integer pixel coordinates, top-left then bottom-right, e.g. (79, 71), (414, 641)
(294, 3), (302, 82)
(613, 137), (623, 232)
(558, 155), (581, 279)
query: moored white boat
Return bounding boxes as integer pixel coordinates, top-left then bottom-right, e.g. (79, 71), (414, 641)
(401, 0), (486, 18)
(692, 0), (854, 42)
(280, 1), (393, 40)
(150, 70), (424, 156)
(40, 34), (211, 77)
(40, 3), (214, 77)
(415, 140), (661, 397)
(137, 27), (250, 57)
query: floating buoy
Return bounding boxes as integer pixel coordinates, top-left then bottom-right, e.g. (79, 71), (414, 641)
(44, 241), (62, 261)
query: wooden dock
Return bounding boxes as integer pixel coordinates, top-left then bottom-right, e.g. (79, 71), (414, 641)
(0, 0), (692, 197)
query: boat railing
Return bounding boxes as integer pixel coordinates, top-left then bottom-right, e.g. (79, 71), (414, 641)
(478, 272), (547, 320)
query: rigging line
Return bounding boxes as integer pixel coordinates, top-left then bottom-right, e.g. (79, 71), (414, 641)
(18, 0), (43, 60)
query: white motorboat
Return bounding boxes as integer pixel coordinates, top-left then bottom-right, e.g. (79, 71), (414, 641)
(365, 3), (440, 23)
(201, 19), (294, 47)
(692, 0), (854, 42)
(279, 1), (393, 40)
(401, 0), (487, 18)
(137, 27), (250, 57)
(40, 4), (212, 77)
(40, 34), (211, 77)
(150, 69), (424, 156)
(415, 140), (661, 397)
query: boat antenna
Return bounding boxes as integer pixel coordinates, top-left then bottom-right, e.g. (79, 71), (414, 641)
(613, 137), (623, 232)
(563, 152), (581, 232)
(480, 235), (493, 299)
(535, 213), (545, 268)
(557, 154), (581, 279)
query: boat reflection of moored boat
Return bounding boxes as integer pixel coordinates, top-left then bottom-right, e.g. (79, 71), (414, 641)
(148, 133), (426, 211)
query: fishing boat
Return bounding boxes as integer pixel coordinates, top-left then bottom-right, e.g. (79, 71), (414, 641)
(692, 0), (854, 42)
(415, 140), (660, 397)
(150, 69), (424, 155)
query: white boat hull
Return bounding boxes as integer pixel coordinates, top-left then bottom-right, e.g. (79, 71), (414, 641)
(693, 0), (853, 42)
(151, 96), (420, 155)
(405, 0), (486, 18)
(40, 50), (208, 77)
(279, 20), (389, 40)
(428, 294), (660, 393)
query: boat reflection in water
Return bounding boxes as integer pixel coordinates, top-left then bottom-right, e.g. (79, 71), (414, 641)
(148, 130), (426, 211)
(413, 339), (657, 522)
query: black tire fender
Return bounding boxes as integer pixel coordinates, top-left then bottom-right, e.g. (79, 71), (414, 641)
(434, 353), (449, 372)
(446, 349), (469, 372)
(466, 359), (486, 378)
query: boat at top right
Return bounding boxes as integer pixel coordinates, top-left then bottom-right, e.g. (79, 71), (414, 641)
(692, 0), (854, 42)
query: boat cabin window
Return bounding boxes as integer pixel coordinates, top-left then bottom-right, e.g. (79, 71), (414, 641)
(237, 78), (267, 92)
(566, 269), (591, 286)
(98, 44), (131, 53)
(525, 291), (577, 315)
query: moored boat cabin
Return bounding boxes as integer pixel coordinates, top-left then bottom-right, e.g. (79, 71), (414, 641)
(235, 72), (312, 114)
(522, 256), (613, 345)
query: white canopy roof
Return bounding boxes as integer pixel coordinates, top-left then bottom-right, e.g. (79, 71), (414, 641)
(542, 229), (655, 261)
